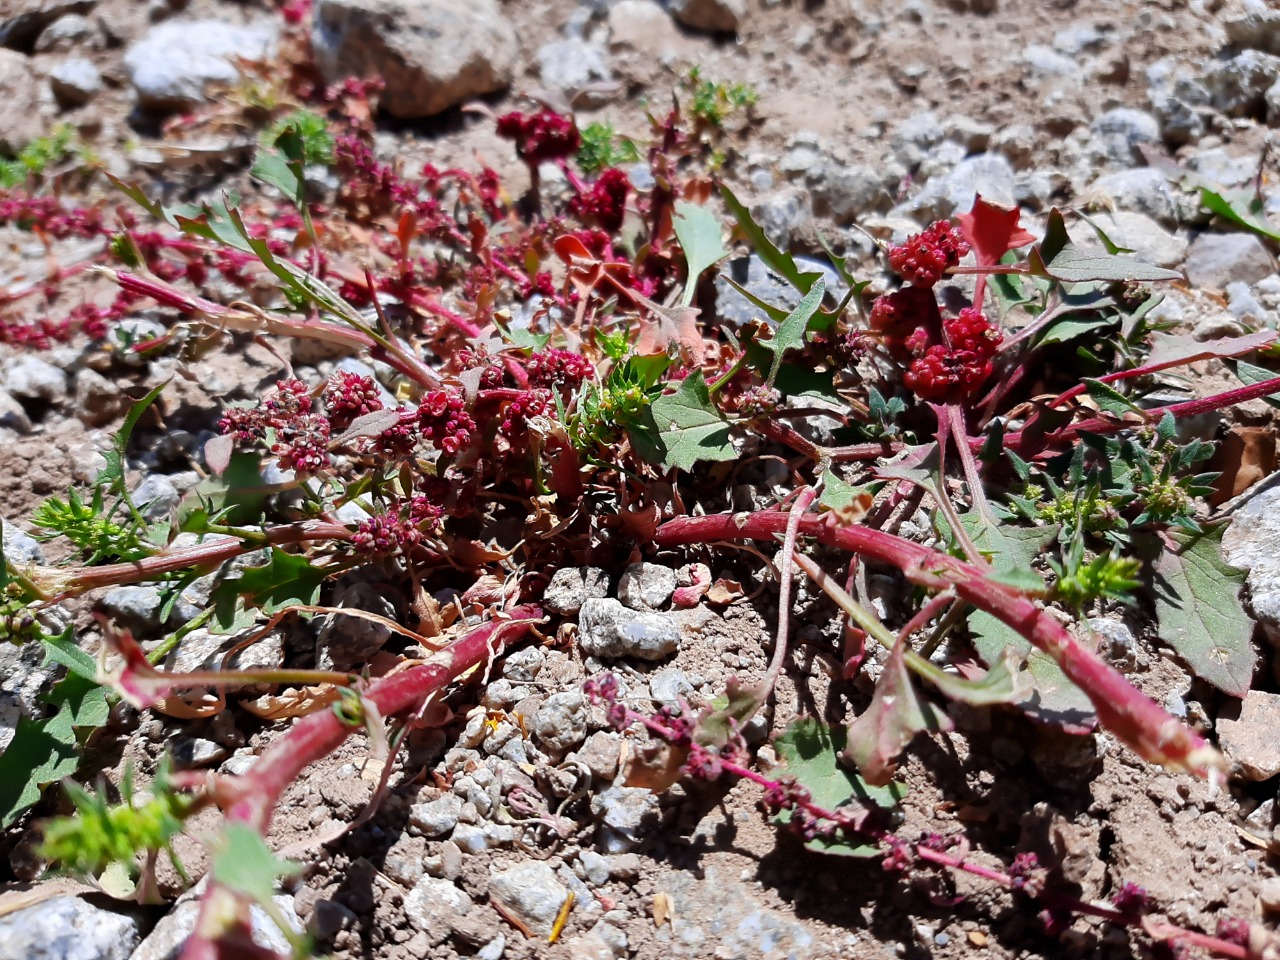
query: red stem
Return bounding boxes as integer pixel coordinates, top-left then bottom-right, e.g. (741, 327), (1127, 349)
(653, 512), (1220, 779)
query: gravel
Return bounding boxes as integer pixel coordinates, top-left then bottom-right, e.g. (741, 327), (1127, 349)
(49, 56), (101, 107)
(403, 877), (473, 947)
(409, 793), (464, 837)
(3, 355), (68, 402)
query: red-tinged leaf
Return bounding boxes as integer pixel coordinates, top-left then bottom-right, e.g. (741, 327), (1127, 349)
(843, 634), (953, 786)
(1145, 330), (1277, 369)
(332, 408), (403, 445)
(94, 613), (181, 709)
(956, 195), (1037, 270)
(633, 303), (706, 361)
(554, 234), (595, 264)
(205, 433), (235, 475)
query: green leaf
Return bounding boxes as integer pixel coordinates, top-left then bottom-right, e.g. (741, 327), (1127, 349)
(844, 635), (953, 786)
(968, 610), (1095, 731)
(39, 630), (99, 684)
(760, 278), (824, 387)
(673, 201), (730, 308)
(1230, 358), (1280, 409)
(1083, 378), (1144, 418)
(818, 468), (871, 512)
(633, 371), (735, 471)
(693, 677), (763, 750)
(210, 823), (302, 904)
(1029, 209), (1181, 283)
(236, 547), (326, 613)
(910, 647), (1029, 706)
(0, 664), (109, 827)
(251, 149), (303, 206)
(1147, 526), (1254, 698)
(1197, 186), (1280, 243)
(772, 718), (904, 857)
(721, 185), (822, 295)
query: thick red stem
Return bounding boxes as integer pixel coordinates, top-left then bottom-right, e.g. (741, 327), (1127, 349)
(653, 512), (1219, 779)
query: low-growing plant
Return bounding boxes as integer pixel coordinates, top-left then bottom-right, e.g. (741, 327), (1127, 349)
(0, 50), (1276, 960)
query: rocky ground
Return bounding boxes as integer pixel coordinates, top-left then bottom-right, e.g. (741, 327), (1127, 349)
(2, 0), (1280, 959)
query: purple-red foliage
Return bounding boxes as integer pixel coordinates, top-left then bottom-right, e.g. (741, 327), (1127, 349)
(496, 110), (582, 166)
(569, 167), (630, 232)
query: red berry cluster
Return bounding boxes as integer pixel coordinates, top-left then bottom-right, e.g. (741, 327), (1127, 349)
(498, 388), (552, 443)
(350, 495), (443, 556)
(902, 306), (1002, 401)
(322, 371), (384, 431)
(417, 389), (475, 455)
(496, 110), (581, 166)
(867, 285), (936, 342)
(569, 167), (630, 233)
(454, 349), (506, 389)
(526, 348), (593, 391)
(886, 220), (970, 288)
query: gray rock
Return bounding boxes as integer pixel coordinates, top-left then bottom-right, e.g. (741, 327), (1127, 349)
(579, 849), (611, 886)
(308, 900), (356, 941)
(572, 729), (621, 782)
(1084, 168), (1181, 227)
(316, 580), (395, 671)
(889, 111), (942, 168)
(501, 645), (544, 682)
(715, 254), (848, 328)
(0, 634), (61, 751)
(0, 390), (32, 434)
(403, 877), (472, 947)
(544, 566), (609, 616)
(1088, 107), (1161, 164)
(132, 474), (181, 520)
(488, 862), (569, 938)
(409, 793), (464, 837)
(2, 522), (44, 565)
(0, 0), (94, 51)
(578, 598), (680, 661)
(50, 57), (101, 107)
(0, 896), (138, 960)
(1089, 616), (1144, 672)
(129, 893), (301, 960)
(1268, 78), (1280, 126)
(617, 562), (677, 610)
(534, 690), (588, 753)
(0, 49), (48, 153)
(1022, 43), (1078, 79)
(477, 935), (506, 960)
(648, 667), (694, 706)
(35, 12), (96, 51)
(312, 0), (517, 119)
(1051, 23), (1104, 56)
(166, 627), (285, 675)
(1201, 50), (1280, 118)
(944, 115), (995, 152)
(3, 354), (67, 402)
(1183, 232), (1275, 290)
(808, 160), (896, 222)
(1146, 60), (1212, 146)
(1068, 211), (1187, 270)
(1216, 691), (1280, 781)
(1224, 485), (1280, 645)
(1226, 4), (1280, 55)
(666, 0), (743, 32)
(591, 786), (658, 852)
(897, 152), (1016, 220)
(124, 19), (277, 110)
(537, 38), (611, 104)
(1188, 147), (1258, 188)
(171, 736), (227, 769)
(1226, 280), (1270, 323)
(99, 585), (166, 633)
(747, 187), (812, 252)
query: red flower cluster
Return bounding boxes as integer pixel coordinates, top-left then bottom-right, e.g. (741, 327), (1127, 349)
(496, 110), (581, 166)
(323, 371), (384, 431)
(867, 284), (936, 342)
(569, 167), (630, 233)
(350, 495), (443, 556)
(887, 220), (970, 288)
(498, 388), (552, 443)
(417, 389), (475, 455)
(527, 348), (593, 391)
